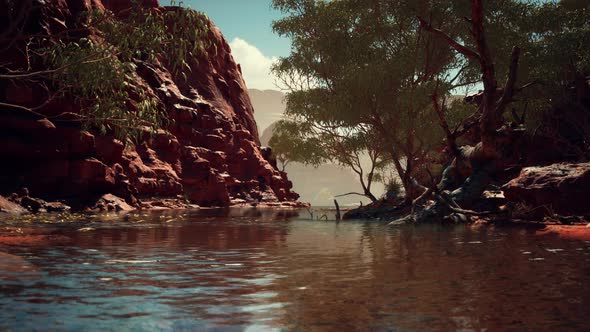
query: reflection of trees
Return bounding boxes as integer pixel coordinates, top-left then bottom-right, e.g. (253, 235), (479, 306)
(269, 223), (590, 331)
(10, 211), (589, 331)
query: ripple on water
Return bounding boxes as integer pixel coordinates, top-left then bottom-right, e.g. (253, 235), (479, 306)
(1, 213), (590, 331)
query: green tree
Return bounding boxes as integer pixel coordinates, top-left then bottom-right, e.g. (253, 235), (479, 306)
(270, 119), (389, 202)
(273, 0), (590, 217)
(403, 0), (590, 223)
(268, 120), (326, 172)
(271, 0), (465, 203)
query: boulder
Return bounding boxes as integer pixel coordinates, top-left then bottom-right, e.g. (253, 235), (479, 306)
(20, 196), (47, 212)
(91, 194), (135, 212)
(0, 196), (28, 216)
(502, 163), (590, 216)
(183, 170), (230, 206)
(19, 196), (71, 213)
(95, 136), (125, 164)
(202, 134), (227, 151)
(44, 201), (72, 213)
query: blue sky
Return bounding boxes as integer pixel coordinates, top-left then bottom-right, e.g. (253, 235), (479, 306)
(183, 0), (289, 57)
(180, 0), (288, 90)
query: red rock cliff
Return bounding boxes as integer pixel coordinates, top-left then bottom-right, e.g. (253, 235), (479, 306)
(0, 0), (301, 208)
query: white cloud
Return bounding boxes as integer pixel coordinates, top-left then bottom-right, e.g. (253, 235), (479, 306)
(229, 38), (278, 90)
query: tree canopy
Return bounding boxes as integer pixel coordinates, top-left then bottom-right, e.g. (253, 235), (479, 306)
(270, 0), (468, 201)
(270, 0), (590, 204)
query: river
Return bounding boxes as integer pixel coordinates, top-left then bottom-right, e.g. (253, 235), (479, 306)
(0, 208), (589, 331)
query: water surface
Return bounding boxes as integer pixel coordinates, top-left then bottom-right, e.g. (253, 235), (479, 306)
(1, 208), (589, 331)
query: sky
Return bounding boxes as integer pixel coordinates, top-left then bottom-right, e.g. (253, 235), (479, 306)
(182, 0), (288, 90)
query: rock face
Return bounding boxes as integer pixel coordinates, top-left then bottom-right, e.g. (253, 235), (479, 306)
(502, 163), (590, 215)
(0, 0), (301, 208)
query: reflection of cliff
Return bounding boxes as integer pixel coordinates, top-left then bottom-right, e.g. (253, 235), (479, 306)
(253, 90), (384, 206)
(10, 212), (588, 330)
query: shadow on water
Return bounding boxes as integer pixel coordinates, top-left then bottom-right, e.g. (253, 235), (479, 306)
(0, 208), (589, 331)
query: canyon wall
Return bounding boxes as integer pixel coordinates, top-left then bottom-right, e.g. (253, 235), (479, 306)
(0, 0), (302, 209)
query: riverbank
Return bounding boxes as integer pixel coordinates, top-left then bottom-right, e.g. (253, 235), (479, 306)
(1, 204), (588, 249)
(0, 191), (309, 217)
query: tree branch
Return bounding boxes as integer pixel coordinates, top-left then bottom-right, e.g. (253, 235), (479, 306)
(335, 192), (370, 198)
(0, 101), (47, 117)
(0, 52), (113, 80)
(431, 90), (459, 157)
(495, 46), (521, 116)
(417, 16), (480, 61)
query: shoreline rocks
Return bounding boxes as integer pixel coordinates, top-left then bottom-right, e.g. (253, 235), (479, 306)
(0, 192), (309, 217)
(502, 163), (590, 216)
(0, 196), (29, 216)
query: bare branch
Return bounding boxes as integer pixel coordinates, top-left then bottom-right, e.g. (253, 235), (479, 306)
(335, 192), (370, 198)
(516, 80), (538, 92)
(450, 79), (482, 90)
(417, 16), (480, 61)
(0, 101), (47, 117)
(448, 64), (469, 86)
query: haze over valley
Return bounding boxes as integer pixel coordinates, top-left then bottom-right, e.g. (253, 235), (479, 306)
(250, 89), (385, 207)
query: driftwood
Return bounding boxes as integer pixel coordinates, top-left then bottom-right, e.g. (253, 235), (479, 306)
(334, 199), (341, 221)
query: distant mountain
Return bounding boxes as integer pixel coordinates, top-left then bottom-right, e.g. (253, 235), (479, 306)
(259, 121), (277, 147)
(250, 89), (384, 206)
(249, 89), (286, 134)
(277, 162), (383, 207)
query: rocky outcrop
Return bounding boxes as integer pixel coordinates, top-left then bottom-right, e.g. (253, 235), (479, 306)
(91, 194), (135, 212)
(0, 196), (28, 216)
(0, 0), (302, 209)
(502, 163), (590, 216)
(0, 189), (71, 215)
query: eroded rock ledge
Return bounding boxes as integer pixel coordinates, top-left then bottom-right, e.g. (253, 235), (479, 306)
(502, 163), (590, 216)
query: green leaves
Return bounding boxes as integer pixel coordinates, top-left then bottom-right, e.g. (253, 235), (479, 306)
(270, 0), (461, 189)
(269, 120), (328, 167)
(97, 4), (210, 76)
(42, 3), (211, 142)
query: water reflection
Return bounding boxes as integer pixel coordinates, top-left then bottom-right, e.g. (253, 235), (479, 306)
(0, 209), (589, 331)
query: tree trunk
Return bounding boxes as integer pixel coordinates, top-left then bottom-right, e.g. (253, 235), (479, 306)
(403, 0), (523, 224)
(364, 190), (378, 202)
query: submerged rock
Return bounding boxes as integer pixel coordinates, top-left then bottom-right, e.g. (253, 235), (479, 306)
(536, 225), (590, 241)
(502, 163), (590, 216)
